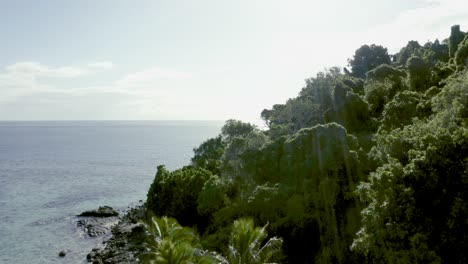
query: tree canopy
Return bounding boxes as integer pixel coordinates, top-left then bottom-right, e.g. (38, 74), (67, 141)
(144, 25), (468, 263)
(348, 44), (391, 78)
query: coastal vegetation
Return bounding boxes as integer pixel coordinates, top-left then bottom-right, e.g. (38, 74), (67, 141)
(142, 26), (468, 263)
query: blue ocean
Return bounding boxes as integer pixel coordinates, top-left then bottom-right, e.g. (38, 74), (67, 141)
(0, 121), (223, 263)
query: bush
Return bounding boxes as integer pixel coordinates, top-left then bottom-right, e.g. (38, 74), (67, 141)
(146, 166), (212, 227)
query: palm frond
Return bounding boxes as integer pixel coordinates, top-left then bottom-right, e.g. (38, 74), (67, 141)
(258, 237), (283, 263)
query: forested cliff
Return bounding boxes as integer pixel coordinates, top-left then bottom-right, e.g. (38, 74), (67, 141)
(143, 25), (468, 263)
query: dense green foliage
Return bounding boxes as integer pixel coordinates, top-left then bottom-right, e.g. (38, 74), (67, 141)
(348, 44), (391, 78)
(145, 26), (468, 263)
(146, 166), (212, 227)
(353, 71), (468, 263)
(191, 136), (224, 175)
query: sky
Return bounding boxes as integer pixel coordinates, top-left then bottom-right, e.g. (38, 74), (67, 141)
(1, 0), (467, 123)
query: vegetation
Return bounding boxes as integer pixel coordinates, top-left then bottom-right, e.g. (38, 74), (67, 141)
(139, 216), (226, 264)
(227, 218), (283, 264)
(142, 26), (468, 263)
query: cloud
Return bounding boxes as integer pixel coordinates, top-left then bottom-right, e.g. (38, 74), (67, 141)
(0, 61), (191, 96)
(0, 61), (117, 102)
(115, 67), (193, 87)
(0, 61), (194, 119)
(2, 61), (116, 82)
(5, 61), (89, 78)
(87, 61), (115, 70)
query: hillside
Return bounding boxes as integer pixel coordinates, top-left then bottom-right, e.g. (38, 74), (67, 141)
(143, 25), (468, 263)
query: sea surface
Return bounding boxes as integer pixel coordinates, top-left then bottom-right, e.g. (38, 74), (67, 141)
(0, 120), (223, 264)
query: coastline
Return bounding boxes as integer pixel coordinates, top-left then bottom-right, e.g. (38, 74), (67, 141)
(82, 205), (146, 264)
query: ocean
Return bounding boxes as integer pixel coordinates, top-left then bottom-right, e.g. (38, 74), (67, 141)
(0, 120), (223, 263)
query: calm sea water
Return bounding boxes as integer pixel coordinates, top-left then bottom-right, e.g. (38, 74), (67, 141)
(0, 121), (223, 264)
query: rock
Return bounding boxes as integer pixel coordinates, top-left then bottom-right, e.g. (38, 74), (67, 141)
(84, 205), (146, 264)
(78, 206), (119, 217)
(77, 217), (119, 238)
(114, 223), (141, 236)
(88, 223), (111, 237)
(58, 251), (66, 257)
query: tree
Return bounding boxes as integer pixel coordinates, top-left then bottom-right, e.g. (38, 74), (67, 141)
(139, 216), (198, 264)
(139, 216), (226, 264)
(227, 218), (283, 264)
(449, 25), (465, 57)
(395, 40), (422, 65)
(220, 130), (269, 179)
(364, 79), (403, 117)
(454, 35), (468, 67)
(192, 136), (224, 175)
(221, 119), (256, 143)
(331, 85), (372, 133)
(353, 72), (468, 263)
(197, 175), (229, 216)
(428, 39), (449, 63)
(261, 98), (323, 135)
(348, 44), (391, 78)
(171, 25), (468, 264)
(406, 56), (431, 91)
(379, 91), (427, 131)
(146, 166), (212, 227)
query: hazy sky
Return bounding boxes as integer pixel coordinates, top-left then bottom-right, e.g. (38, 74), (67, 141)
(1, 0), (467, 123)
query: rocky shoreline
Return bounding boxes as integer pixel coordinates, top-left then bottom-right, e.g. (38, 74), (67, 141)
(76, 205), (147, 264)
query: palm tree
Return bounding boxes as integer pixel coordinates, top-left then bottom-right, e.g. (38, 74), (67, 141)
(139, 216), (226, 264)
(142, 216), (197, 246)
(139, 216), (197, 264)
(153, 239), (195, 264)
(139, 216), (282, 264)
(227, 218), (283, 264)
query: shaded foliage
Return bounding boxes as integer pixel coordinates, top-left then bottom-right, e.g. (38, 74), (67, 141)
(348, 44), (391, 78)
(449, 25), (466, 58)
(192, 136), (224, 175)
(454, 35), (468, 68)
(379, 91), (429, 131)
(221, 119), (256, 143)
(146, 166), (212, 227)
(407, 56), (432, 91)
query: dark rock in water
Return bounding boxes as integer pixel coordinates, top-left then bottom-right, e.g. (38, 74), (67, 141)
(77, 217), (119, 238)
(87, 224), (109, 237)
(85, 205), (146, 264)
(87, 252), (95, 260)
(76, 206), (120, 238)
(78, 206), (119, 217)
(58, 251), (66, 257)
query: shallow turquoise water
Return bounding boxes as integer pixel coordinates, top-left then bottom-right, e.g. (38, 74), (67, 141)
(0, 121), (222, 263)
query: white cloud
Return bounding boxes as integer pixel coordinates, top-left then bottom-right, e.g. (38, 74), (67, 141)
(5, 61), (89, 78)
(115, 67), (193, 87)
(87, 61), (115, 70)
(0, 61), (115, 101)
(0, 62), (194, 119)
(2, 61), (116, 83)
